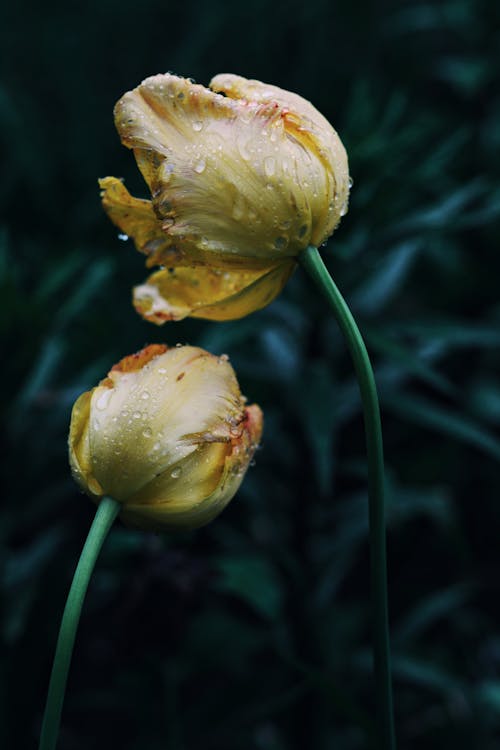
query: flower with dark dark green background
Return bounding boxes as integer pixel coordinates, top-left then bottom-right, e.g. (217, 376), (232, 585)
(2, 1), (500, 748)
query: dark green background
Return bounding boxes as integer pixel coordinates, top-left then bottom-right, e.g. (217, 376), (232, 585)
(2, 1), (500, 748)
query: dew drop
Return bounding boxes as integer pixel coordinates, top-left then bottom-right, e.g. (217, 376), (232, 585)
(348, 176), (354, 189)
(170, 467), (182, 479)
(158, 367), (167, 375)
(264, 156), (276, 177)
(117, 233), (129, 241)
(142, 427), (153, 438)
(141, 390), (150, 400)
(132, 411), (142, 420)
(96, 389), (112, 411)
(194, 159), (206, 174)
(237, 134), (251, 161)
(274, 236), (287, 250)
(160, 163), (175, 183)
(192, 120), (203, 132)
(152, 441), (161, 452)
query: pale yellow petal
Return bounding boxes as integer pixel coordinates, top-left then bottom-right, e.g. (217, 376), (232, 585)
(68, 390), (102, 497)
(99, 176), (177, 263)
(113, 73), (345, 261)
(133, 261), (295, 323)
(210, 73), (351, 245)
(86, 347), (245, 500)
(121, 404), (263, 531)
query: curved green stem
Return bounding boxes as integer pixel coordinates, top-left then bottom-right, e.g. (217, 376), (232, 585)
(298, 245), (396, 750)
(39, 496), (120, 750)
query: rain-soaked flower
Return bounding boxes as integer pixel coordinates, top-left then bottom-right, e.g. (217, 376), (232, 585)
(100, 73), (350, 323)
(69, 344), (262, 531)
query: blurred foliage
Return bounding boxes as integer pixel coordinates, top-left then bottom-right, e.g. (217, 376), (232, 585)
(1, 0), (500, 748)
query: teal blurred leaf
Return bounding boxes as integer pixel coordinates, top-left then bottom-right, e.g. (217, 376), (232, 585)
(214, 556), (284, 620)
(352, 240), (421, 314)
(383, 392), (500, 461)
(394, 584), (472, 645)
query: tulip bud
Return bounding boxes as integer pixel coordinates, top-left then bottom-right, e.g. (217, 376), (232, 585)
(100, 72), (350, 323)
(68, 344), (262, 531)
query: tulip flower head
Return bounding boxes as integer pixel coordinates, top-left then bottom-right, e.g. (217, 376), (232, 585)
(69, 344), (263, 530)
(100, 73), (350, 323)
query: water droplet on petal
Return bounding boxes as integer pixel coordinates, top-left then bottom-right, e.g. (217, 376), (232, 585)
(160, 163), (175, 183)
(132, 411), (142, 420)
(264, 156), (276, 177)
(142, 427), (153, 438)
(348, 176), (354, 189)
(237, 134), (251, 161)
(141, 390), (150, 400)
(192, 120), (203, 132)
(274, 236), (287, 250)
(170, 467), (182, 479)
(194, 159), (206, 174)
(96, 389), (112, 410)
(118, 233), (129, 241)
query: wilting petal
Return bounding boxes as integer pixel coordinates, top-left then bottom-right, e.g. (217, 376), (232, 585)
(113, 73), (349, 261)
(133, 260), (295, 323)
(102, 73), (350, 322)
(99, 177), (175, 262)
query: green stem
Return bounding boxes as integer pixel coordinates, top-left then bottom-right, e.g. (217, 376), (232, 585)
(298, 245), (396, 750)
(39, 496), (120, 750)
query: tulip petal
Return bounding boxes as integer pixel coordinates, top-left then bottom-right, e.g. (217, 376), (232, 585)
(100, 175), (279, 272)
(68, 390), (103, 497)
(133, 260), (295, 323)
(210, 73), (351, 246)
(113, 73), (346, 260)
(121, 404), (263, 531)
(82, 347), (247, 500)
(99, 176), (181, 263)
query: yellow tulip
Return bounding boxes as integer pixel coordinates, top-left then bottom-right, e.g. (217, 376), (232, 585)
(69, 344), (263, 531)
(100, 73), (350, 323)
